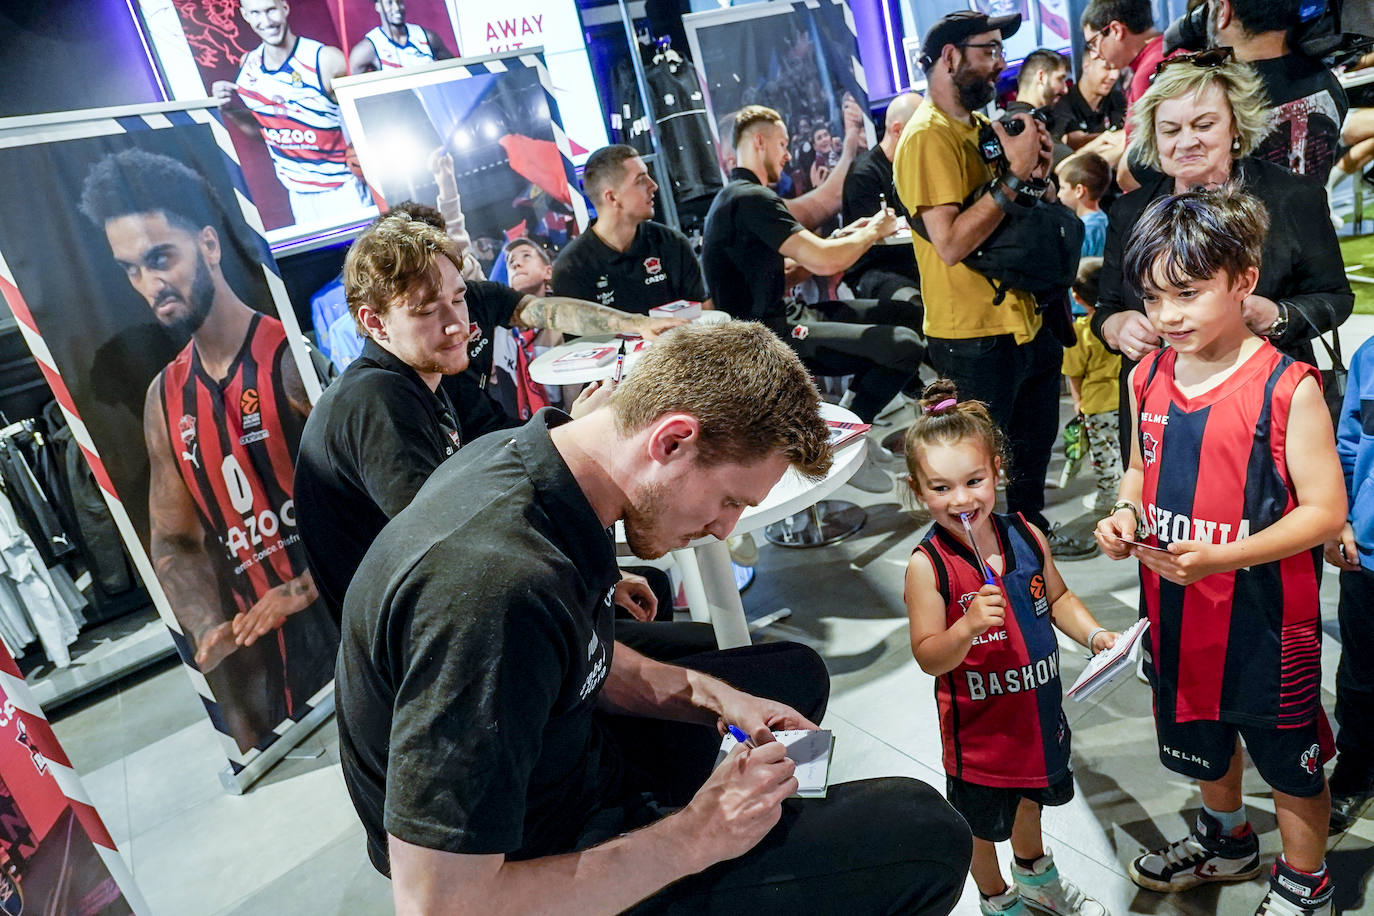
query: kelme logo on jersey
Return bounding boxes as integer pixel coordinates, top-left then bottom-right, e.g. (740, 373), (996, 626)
(240, 388), (261, 430)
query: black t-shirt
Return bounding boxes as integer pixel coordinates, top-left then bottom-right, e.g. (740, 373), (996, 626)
(438, 278), (526, 440)
(552, 220), (707, 314)
(841, 145), (917, 285)
(701, 168), (804, 329)
(294, 339), (463, 619)
(336, 409), (622, 874)
(1047, 84), (1125, 140)
(1249, 54), (1348, 180)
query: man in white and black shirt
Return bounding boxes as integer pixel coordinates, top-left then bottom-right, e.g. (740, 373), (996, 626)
(553, 145), (710, 314)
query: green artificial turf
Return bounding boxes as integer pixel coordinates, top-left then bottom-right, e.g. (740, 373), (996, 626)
(1344, 232), (1374, 315)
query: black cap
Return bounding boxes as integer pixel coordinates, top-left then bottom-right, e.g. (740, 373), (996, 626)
(920, 11), (1022, 67)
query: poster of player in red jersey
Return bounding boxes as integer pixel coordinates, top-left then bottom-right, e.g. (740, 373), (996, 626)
(0, 105), (338, 785)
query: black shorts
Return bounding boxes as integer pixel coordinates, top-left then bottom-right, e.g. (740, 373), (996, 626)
(1153, 710), (1335, 798)
(945, 771), (1075, 842)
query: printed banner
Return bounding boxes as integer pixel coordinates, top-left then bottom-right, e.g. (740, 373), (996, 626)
(0, 645), (144, 914)
(137, 0), (461, 242)
(0, 105), (338, 775)
(336, 51), (587, 276)
(449, 0), (609, 162)
(683, 0), (877, 198)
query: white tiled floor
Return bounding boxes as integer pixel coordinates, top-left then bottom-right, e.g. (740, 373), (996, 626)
(45, 342), (1374, 913)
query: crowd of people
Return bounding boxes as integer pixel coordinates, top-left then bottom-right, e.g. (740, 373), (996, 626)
(261, 0), (1374, 913)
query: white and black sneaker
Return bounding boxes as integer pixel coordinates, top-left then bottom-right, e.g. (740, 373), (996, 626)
(1254, 858), (1333, 915)
(1128, 810), (1262, 892)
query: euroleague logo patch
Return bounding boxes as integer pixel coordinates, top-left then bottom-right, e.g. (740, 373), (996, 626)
(1029, 573), (1050, 616)
(1300, 742), (1321, 775)
(240, 388), (261, 430)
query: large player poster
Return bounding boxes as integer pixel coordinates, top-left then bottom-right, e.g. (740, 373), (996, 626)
(0, 645), (144, 914)
(137, 0), (460, 244)
(335, 51), (588, 276)
(0, 103), (339, 788)
(683, 0), (878, 197)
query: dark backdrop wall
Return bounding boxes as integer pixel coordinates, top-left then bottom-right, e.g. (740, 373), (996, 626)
(0, 0), (165, 118)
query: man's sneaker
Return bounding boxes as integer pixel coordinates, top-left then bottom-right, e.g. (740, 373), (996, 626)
(1253, 859), (1333, 915)
(1128, 810), (1261, 892)
(1046, 524), (1097, 560)
(980, 887), (1029, 915)
(1012, 853), (1109, 915)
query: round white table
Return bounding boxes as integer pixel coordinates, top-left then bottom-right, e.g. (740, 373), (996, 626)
(528, 312), (731, 386)
(621, 403), (867, 649)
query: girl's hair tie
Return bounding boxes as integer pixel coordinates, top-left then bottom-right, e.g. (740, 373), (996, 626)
(925, 398), (957, 414)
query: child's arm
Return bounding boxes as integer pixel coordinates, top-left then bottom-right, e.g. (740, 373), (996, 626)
(1095, 362), (1146, 561)
(905, 551), (1004, 677)
(1027, 524), (1120, 654)
(1135, 375), (1348, 586)
(1066, 376), (1084, 415)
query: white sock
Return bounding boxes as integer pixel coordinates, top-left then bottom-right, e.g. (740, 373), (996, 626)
(1203, 802), (1247, 834)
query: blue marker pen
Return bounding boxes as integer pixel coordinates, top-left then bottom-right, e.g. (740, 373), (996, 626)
(959, 512), (997, 586)
(726, 724), (754, 748)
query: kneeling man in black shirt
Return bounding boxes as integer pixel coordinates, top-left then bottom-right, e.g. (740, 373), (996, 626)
(553, 145), (711, 314)
(337, 322), (971, 913)
(703, 106), (924, 424)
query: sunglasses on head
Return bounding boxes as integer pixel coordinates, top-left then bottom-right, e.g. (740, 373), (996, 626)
(1153, 46), (1234, 78)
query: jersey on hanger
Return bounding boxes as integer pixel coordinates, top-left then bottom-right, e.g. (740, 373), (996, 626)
(363, 24), (434, 69)
(234, 37), (352, 194)
(1134, 343), (1322, 729)
(916, 512), (1070, 788)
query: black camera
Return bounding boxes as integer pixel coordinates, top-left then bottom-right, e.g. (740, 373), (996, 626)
(1164, 0), (1360, 61)
(978, 109), (1048, 166)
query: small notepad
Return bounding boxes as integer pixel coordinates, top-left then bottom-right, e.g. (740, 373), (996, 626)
(715, 729), (835, 798)
(1067, 618), (1150, 702)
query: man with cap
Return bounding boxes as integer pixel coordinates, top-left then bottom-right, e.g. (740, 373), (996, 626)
(893, 11), (1095, 559)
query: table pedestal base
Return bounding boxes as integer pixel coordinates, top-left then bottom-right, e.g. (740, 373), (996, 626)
(764, 500), (866, 548)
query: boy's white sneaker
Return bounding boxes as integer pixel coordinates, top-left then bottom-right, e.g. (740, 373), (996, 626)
(980, 887), (1029, 915)
(1253, 859), (1333, 916)
(1128, 811), (1261, 892)
(1012, 853), (1109, 916)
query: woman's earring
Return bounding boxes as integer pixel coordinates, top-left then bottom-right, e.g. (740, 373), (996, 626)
(1231, 137), (1241, 152)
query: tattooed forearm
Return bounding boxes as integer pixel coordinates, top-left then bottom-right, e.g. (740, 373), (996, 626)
(151, 534), (228, 645)
(515, 296), (643, 336)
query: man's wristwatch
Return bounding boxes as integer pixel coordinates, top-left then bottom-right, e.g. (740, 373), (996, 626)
(1263, 301), (1289, 340)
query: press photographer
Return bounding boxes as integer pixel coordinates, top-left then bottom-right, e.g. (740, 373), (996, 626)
(894, 10), (1094, 559)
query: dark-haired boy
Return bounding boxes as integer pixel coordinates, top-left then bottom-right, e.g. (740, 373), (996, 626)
(1056, 152), (1111, 257)
(1095, 188), (1346, 916)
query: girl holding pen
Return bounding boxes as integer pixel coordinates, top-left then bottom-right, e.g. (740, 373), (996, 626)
(902, 380), (1117, 916)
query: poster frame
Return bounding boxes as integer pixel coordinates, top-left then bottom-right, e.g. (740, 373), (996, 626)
(681, 0), (879, 181)
(333, 47), (591, 238)
(0, 98), (333, 794)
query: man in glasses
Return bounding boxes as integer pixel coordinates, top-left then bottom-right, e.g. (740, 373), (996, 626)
(893, 11), (1097, 560)
(1081, 0), (1166, 192)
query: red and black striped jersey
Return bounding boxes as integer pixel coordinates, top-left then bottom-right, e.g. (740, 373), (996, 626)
(159, 313), (308, 615)
(915, 513), (1070, 788)
(1134, 342), (1322, 729)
